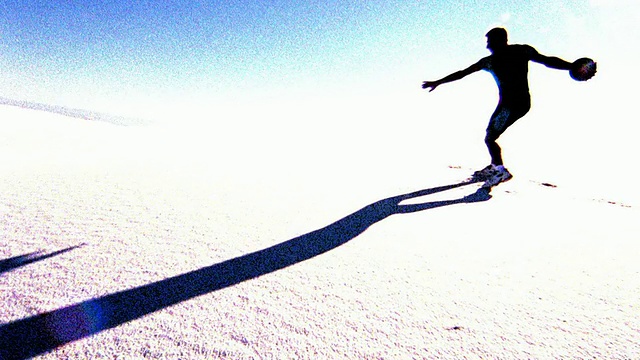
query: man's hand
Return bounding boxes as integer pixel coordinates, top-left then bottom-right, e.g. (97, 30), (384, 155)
(421, 81), (439, 92)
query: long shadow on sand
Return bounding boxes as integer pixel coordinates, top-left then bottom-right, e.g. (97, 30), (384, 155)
(0, 180), (490, 359)
(0, 245), (84, 275)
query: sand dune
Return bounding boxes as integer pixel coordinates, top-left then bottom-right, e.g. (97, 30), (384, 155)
(0, 98), (150, 126)
(1, 106), (638, 359)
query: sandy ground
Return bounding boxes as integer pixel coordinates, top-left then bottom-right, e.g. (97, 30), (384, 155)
(1, 105), (639, 359)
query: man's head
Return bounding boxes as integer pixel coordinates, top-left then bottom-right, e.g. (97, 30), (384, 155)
(486, 27), (508, 52)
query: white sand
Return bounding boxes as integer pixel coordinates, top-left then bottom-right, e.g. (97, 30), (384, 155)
(1, 105), (639, 359)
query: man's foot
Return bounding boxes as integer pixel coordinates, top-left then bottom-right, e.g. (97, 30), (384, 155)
(482, 165), (513, 188)
(471, 164), (499, 181)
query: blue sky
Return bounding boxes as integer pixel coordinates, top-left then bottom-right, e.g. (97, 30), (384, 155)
(0, 0), (637, 122)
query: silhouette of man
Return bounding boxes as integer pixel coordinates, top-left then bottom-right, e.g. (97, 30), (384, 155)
(422, 27), (573, 187)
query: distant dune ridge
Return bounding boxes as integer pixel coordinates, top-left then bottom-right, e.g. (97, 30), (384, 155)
(0, 97), (149, 126)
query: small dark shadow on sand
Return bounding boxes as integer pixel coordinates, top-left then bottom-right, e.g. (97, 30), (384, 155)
(0, 181), (490, 359)
(0, 245), (85, 275)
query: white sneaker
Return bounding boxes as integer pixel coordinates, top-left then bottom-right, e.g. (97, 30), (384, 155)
(472, 164), (499, 181)
(482, 166), (513, 188)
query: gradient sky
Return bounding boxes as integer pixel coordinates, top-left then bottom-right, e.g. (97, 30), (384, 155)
(0, 0), (637, 123)
(1, 0), (639, 204)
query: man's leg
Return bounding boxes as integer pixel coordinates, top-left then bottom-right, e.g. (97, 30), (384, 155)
(485, 106), (510, 165)
(484, 102), (530, 165)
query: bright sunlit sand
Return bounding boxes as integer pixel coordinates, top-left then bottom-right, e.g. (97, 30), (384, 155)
(1, 104), (638, 359)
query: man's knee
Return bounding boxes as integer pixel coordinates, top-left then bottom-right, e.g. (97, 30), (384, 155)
(485, 132), (499, 144)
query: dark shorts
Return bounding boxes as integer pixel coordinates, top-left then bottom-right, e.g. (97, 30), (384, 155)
(486, 98), (531, 140)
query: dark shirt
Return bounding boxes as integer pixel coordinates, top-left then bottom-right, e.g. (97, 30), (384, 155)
(477, 44), (538, 104)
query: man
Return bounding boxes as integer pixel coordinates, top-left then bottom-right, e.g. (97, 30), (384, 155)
(422, 27), (573, 187)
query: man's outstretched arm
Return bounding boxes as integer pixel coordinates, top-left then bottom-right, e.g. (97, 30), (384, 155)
(422, 61), (483, 92)
(531, 53), (572, 70)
